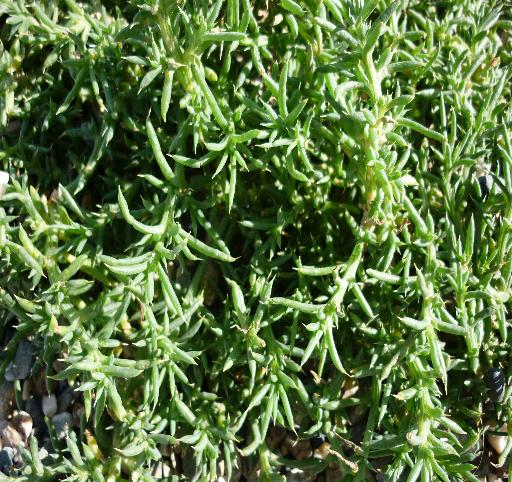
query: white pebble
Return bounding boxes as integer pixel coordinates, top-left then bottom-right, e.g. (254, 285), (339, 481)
(39, 447), (49, 460)
(0, 421), (23, 449)
(42, 394), (57, 417)
(488, 423), (508, 455)
(11, 411), (32, 441)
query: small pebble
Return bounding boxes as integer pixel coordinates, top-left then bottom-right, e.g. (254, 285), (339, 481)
(266, 426), (287, 451)
(478, 174), (501, 198)
(51, 412), (72, 440)
(4, 341), (33, 381)
(0, 383), (15, 420)
(326, 467), (343, 482)
(0, 447), (14, 473)
(31, 369), (48, 398)
(310, 434), (327, 449)
(11, 411), (32, 441)
(42, 394), (58, 417)
(314, 442), (331, 460)
(168, 450), (178, 471)
(487, 367), (506, 403)
(12, 450), (23, 470)
(39, 446), (49, 460)
(488, 423), (508, 455)
(22, 380), (31, 401)
(478, 175), (493, 197)
(52, 360), (67, 373)
(0, 422), (24, 449)
(152, 461), (171, 478)
(57, 380), (69, 395)
(159, 443), (172, 457)
(342, 378), (360, 399)
(348, 404), (367, 426)
(365, 469), (377, 481)
(181, 448), (199, 479)
(273, 14), (284, 26)
(25, 397), (45, 436)
(57, 387), (75, 413)
(217, 459), (225, 477)
(285, 436), (312, 460)
(72, 403), (83, 428)
(285, 468), (314, 482)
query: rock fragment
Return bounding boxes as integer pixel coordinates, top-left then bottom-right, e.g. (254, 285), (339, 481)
(57, 387), (75, 413)
(22, 380), (31, 401)
(0, 383), (15, 420)
(11, 411), (32, 441)
(152, 461), (172, 478)
(51, 412), (72, 440)
(42, 394), (58, 418)
(0, 447), (14, 473)
(72, 403), (83, 428)
(5, 341), (33, 381)
(0, 422), (23, 449)
(488, 423), (508, 455)
(25, 397), (45, 436)
(284, 436), (312, 460)
(39, 446), (49, 461)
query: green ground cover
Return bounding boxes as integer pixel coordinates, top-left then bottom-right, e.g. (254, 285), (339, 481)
(1, 0), (512, 480)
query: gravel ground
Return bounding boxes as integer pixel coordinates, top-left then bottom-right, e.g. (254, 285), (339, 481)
(0, 336), (82, 475)
(0, 337), (508, 480)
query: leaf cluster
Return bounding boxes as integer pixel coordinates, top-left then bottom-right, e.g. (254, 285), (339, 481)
(1, 0), (512, 480)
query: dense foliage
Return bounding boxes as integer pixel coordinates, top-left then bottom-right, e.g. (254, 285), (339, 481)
(1, 0), (512, 480)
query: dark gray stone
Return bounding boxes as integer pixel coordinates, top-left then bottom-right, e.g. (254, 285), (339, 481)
(25, 397), (46, 437)
(42, 440), (54, 458)
(0, 447), (14, 472)
(5, 341), (33, 381)
(479, 175), (493, 197)
(310, 434), (326, 449)
(181, 448), (199, 480)
(51, 412), (72, 440)
(0, 383), (15, 419)
(487, 367), (505, 402)
(12, 449), (24, 470)
(57, 387), (75, 413)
